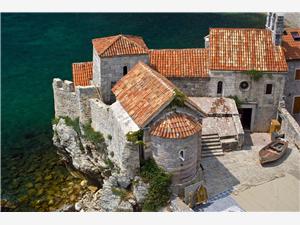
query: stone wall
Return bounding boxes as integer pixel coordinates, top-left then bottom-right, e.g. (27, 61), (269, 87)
(97, 54), (149, 103)
(150, 133), (200, 185)
(207, 71), (286, 132)
(144, 105), (204, 167)
(76, 86), (99, 124)
(53, 78), (79, 120)
(284, 60), (300, 124)
(278, 106), (300, 148)
(169, 77), (210, 97)
(92, 47), (101, 87)
(90, 99), (140, 177)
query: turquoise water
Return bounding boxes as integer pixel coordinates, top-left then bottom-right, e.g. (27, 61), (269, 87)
(1, 13), (266, 153)
(1, 13), (266, 211)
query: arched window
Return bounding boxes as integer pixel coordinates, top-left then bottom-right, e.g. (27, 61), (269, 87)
(217, 81), (223, 94)
(179, 150), (185, 162)
(123, 66), (128, 75)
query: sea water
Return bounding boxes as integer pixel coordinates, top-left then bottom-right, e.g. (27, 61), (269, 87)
(1, 13), (266, 211)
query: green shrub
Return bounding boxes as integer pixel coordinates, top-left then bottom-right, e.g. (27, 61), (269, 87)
(111, 187), (129, 201)
(82, 120), (105, 145)
(126, 130), (144, 145)
(107, 134), (112, 140)
(140, 159), (172, 212)
(105, 158), (114, 169)
(51, 117), (60, 125)
(170, 89), (187, 107)
(53, 116), (80, 134)
(243, 70), (263, 81)
(228, 95), (243, 108)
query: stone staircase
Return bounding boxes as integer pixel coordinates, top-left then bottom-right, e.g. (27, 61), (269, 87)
(201, 133), (224, 158)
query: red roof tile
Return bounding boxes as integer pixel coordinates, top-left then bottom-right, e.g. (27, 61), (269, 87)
(92, 34), (148, 57)
(149, 49), (209, 78)
(209, 28), (288, 72)
(72, 61), (93, 86)
(150, 112), (201, 139)
(282, 28), (300, 61)
(112, 62), (176, 128)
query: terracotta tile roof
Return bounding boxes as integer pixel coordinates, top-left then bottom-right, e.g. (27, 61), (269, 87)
(282, 28), (300, 61)
(92, 34), (148, 57)
(149, 49), (209, 78)
(112, 62), (176, 128)
(209, 28), (288, 72)
(150, 112), (201, 139)
(72, 61), (93, 86)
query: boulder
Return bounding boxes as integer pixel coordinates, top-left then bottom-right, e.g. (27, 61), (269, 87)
(117, 201), (133, 212)
(132, 176), (149, 204)
(98, 183), (121, 212)
(116, 173), (131, 189)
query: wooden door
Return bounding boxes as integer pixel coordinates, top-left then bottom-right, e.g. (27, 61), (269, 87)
(293, 96), (300, 114)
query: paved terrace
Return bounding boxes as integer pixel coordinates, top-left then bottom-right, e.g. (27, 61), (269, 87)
(201, 132), (300, 211)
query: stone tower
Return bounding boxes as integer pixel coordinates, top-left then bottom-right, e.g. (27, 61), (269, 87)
(266, 12), (285, 46)
(92, 35), (149, 104)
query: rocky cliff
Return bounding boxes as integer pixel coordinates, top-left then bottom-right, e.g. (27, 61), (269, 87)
(52, 118), (149, 211)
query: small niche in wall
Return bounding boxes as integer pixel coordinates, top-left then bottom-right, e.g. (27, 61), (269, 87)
(123, 66), (128, 75)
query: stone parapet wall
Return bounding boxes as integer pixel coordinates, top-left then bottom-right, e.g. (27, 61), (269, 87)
(53, 78), (79, 120)
(90, 99), (140, 177)
(76, 86), (99, 124)
(232, 115), (244, 148)
(278, 106), (300, 148)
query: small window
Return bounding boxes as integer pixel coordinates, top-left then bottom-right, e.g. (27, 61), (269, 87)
(123, 66), (128, 75)
(179, 150), (185, 162)
(217, 81), (223, 94)
(295, 69), (300, 80)
(266, 84), (273, 95)
(240, 81), (249, 90)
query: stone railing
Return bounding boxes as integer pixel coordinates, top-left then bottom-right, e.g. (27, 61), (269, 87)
(278, 105), (300, 149)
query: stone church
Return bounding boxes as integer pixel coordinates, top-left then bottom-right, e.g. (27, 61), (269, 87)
(53, 13), (298, 200)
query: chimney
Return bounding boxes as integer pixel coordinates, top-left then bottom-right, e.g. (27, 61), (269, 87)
(265, 12), (272, 29)
(266, 12), (285, 46)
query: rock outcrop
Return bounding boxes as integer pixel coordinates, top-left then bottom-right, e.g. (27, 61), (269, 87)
(52, 118), (149, 212)
(132, 176), (149, 205)
(52, 118), (112, 184)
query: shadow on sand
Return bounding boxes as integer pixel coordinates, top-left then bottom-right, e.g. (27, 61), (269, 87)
(201, 155), (240, 199)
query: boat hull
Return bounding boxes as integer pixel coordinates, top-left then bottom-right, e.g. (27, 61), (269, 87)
(259, 140), (288, 165)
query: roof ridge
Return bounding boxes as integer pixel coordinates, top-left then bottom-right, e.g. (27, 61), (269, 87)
(210, 27), (267, 31)
(122, 35), (148, 51)
(72, 61), (93, 65)
(149, 48), (207, 51)
(139, 62), (175, 93)
(100, 35), (122, 56)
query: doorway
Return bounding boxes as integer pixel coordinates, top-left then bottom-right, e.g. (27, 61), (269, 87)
(239, 108), (252, 130)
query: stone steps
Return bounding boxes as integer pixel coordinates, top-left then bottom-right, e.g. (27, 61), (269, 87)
(201, 133), (224, 158)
